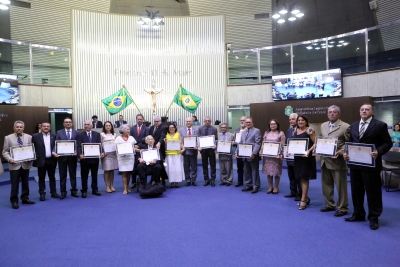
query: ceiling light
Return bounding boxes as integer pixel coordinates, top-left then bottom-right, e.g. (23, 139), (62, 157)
(312, 43), (318, 46)
(154, 16), (161, 23)
(291, 9), (300, 14)
(137, 18), (144, 25)
(339, 40), (345, 43)
(277, 19), (285, 23)
(152, 23), (159, 29)
(295, 13), (304, 17)
(279, 9), (288, 14)
(337, 44), (342, 47)
(0, 4), (9, 10)
(328, 45), (334, 48)
(0, 0), (11, 4)
(306, 46), (313, 50)
(272, 14), (281, 19)
(142, 22), (149, 28)
(143, 17), (151, 22)
(315, 47), (320, 50)
(343, 42), (349, 46)
(329, 41), (335, 44)
(288, 17), (296, 21)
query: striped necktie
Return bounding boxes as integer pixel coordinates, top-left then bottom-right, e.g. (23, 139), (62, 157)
(17, 134), (23, 146)
(67, 130), (71, 140)
(88, 132), (92, 143)
(359, 122), (366, 139)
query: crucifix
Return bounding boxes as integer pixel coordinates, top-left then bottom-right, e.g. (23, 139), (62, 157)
(144, 79), (164, 115)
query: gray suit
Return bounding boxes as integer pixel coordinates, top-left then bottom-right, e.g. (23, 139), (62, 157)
(320, 119), (350, 212)
(179, 127), (198, 182)
(2, 133), (33, 203)
(218, 132), (234, 184)
(240, 127), (262, 189)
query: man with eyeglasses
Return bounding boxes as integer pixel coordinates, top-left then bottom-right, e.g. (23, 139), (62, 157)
(198, 116), (218, 186)
(234, 116), (247, 187)
(218, 123), (234, 186)
(53, 117), (79, 199)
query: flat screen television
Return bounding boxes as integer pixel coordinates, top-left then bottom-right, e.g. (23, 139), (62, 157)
(272, 68), (342, 101)
(0, 74), (19, 104)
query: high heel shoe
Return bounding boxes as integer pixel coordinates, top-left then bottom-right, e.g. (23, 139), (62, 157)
(306, 197), (311, 205)
(106, 186), (112, 193)
(267, 188), (273, 194)
(299, 200), (307, 210)
(272, 188), (279, 194)
(123, 187), (128, 195)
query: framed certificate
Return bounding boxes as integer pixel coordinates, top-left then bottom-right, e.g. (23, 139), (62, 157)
(287, 138), (309, 156)
(199, 135), (215, 149)
(217, 141), (232, 154)
(116, 142), (134, 155)
(82, 143), (101, 158)
(102, 140), (116, 154)
(140, 148), (160, 162)
(261, 141), (281, 157)
(237, 143), (253, 158)
(345, 142), (375, 167)
(55, 140), (76, 156)
(234, 132), (242, 143)
(315, 137), (337, 157)
(283, 145), (294, 160)
(183, 136), (197, 149)
(10, 144), (36, 162)
(166, 139), (181, 151)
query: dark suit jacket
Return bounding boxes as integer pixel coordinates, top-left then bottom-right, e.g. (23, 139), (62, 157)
(32, 132), (56, 167)
(149, 125), (168, 146)
(77, 131), (102, 164)
(55, 129), (79, 162)
(286, 127), (296, 165)
(92, 121), (103, 129)
(347, 118), (392, 170)
(114, 120), (127, 128)
(137, 143), (164, 163)
(130, 124), (149, 145)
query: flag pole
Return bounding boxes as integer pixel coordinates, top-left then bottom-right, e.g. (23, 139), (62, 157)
(165, 84), (181, 117)
(123, 84), (143, 115)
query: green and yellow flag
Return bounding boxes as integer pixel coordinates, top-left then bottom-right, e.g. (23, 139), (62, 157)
(101, 86), (133, 115)
(173, 86), (202, 114)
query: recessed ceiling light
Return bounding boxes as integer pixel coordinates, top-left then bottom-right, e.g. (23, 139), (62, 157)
(279, 9), (288, 14)
(329, 41), (335, 44)
(306, 46), (313, 50)
(295, 13), (304, 17)
(337, 44), (342, 47)
(277, 19), (285, 24)
(312, 43), (318, 46)
(339, 40), (345, 43)
(315, 47), (321, 50)
(288, 17), (296, 21)
(291, 10), (300, 15)
(0, 4), (9, 10)
(272, 14), (281, 19)
(343, 42), (349, 46)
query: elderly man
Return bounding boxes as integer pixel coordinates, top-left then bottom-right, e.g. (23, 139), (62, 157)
(179, 117), (199, 186)
(344, 104), (392, 230)
(198, 116), (218, 186)
(234, 116), (247, 187)
(137, 135), (164, 186)
(2, 120), (35, 209)
(218, 123), (234, 186)
(319, 106), (350, 217)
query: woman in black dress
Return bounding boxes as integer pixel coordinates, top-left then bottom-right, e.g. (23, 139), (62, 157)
(293, 115), (316, 210)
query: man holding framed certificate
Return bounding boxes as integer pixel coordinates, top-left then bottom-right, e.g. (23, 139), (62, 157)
(319, 105), (350, 217)
(233, 116), (247, 187)
(217, 123), (234, 186)
(137, 135), (164, 186)
(2, 120), (35, 209)
(197, 116), (218, 186)
(344, 104), (392, 230)
(178, 117), (199, 186)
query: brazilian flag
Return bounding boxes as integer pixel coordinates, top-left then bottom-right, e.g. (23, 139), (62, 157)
(173, 86), (202, 114)
(101, 86), (133, 115)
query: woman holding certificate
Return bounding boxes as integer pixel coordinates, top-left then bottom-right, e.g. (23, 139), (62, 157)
(164, 124), (185, 188)
(115, 125), (137, 194)
(292, 115), (316, 210)
(101, 121), (118, 193)
(261, 119), (285, 194)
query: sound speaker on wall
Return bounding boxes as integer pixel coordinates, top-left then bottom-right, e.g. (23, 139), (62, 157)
(369, 0), (378, 10)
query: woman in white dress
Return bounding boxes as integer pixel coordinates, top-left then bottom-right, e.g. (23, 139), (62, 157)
(115, 124), (137, 194)
(164, 124), (185, 188)
(100, 121), (118, 193)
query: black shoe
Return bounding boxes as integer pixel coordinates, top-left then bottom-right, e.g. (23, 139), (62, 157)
(226, 183), (231, 186)
(320, 206), (336, 212)
(370, 220), (379, 230)
(235, 183), (243, 187)
(294, 196), (301, 201)
(21, 199), (35, 204)
(334, 210), (348, 217)
(192, 181), (197, 186)
(203, 180), (210, 186)
(51, 193), (60, 198)
(284, 193), (296, 198)
(60, 193), (67, 200)
(211, 180), (216, 187)
(81, 192), (87, 198)
(92, 191), (101, 196)
(71, 192), (79, 198)
(40, 193), (46, 201)
(251, 188), (259, 194)
(130, 183), (137, 189)
(185, 182), (191, 186)
(344, 215), (365, 222)
(12, 202), (19, 209)
(219, 182), (226, 186)
(242, 187), (253, 192)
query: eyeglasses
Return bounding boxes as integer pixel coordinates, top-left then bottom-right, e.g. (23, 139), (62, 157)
(154, 121), (161, 123)
(245, 122), (252, 124)
(64, 121), (72, 123)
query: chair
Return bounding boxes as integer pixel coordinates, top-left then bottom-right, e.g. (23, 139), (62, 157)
(381, 151), (400, 192)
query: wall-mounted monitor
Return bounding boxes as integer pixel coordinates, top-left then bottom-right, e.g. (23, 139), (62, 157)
(0, 74), (19, 104)
(272, 68), (342, 101)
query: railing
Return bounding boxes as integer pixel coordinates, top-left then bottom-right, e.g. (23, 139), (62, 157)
(228, 19), (400, 85)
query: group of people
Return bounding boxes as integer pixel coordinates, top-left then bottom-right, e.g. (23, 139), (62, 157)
(2, 104), (393, 230)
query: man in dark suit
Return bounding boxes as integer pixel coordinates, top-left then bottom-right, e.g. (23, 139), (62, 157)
(236, 117), (261, 194)
(344, 104), (392, 230)
(77, 120), (105, 198)
(114, 114), (127, 128)
(130, 114), (149, 188)
(148, 115), (168, 185)
(234, 116), (247, 187)
(32, 122), (59, 201)
(92, 115), (103, 129)
(198, 116), (218, 186)
(179, 117), (199, 186)
(53, 117), (79, 199)
(137, 135), (164, 186)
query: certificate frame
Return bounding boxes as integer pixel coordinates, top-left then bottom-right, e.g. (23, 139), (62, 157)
(166, 139), (181, 151)
(140, 148), (160, 162)
(102, 140), (116, 154)
(315, 136), (337, 157)
(237, 143), (253, 158)
(261, 141), (281, 157)
(234, 132), (242, 143)
(283, 145), (294, 160)
(116, 142), (134, 155)
(183, 136), (197, 149)
(55, 140), (76, 156)
(217, 141), (232, 154)
(345, 142), (376, 168)
(10, 144), (36, 163)
(198, 135), (215, 149)
(287, 138), (309, 156)
(82, 143), (102, 158)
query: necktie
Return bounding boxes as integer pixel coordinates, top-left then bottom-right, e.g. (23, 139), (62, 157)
(205, 127), (209, 135)
(17, 134), (23, 146)
(67, 130), (71, 140)
(88, 132), (92, 143)
(222, 133), (226, 141)
(245, 129), (250, 141)
(188, 128), (191, 137)
(329, 124), (335, 132)
(138, 125), (141, 136)
(359, 122), (366, 139)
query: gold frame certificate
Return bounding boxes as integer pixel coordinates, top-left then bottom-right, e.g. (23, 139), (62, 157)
(234, 132), (242, 143)
(140, 148), (160, 163)
(183, 136), (197, 149)
(261, 141), (281, 157)
(288, 138), (309, 156)
(238, 144), (253, 158)
(55, 140), (76, 156)
(166, 139), (181, 151)
(217, 141), (232, 154)
(315, 137), (337, 157)
(10, 144), (36, 162)
(102, 140), (116, 154)
(116, 142), (134, 155)
(82, 143), (101, 158)
(199, 135), (215, 149)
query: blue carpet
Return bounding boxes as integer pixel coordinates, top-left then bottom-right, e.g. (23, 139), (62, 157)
(0, 166), (400, 266)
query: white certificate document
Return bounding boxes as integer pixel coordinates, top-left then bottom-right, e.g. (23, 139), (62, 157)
(56, 141), (75, 155)
(199, 136), (215, 148)
(238, 144), (253, 157)
(288, 139), (308, 155)
(116, 142), (134, 155)
(166, 139), (181, 151)
(217, 141), (232, 154)
(315, 137), (337, 156)
(183, 137), (197, 148)
(83, 144), (101, 157)
(348, 145), (373, 165)
(11, 145), (35, 162)
(235, 132), (242, 143)
(102, 140), (116, 154)
(283, 145), (294, 159)
(262, 142), (281, 157)
(141, 149), (160, 162)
